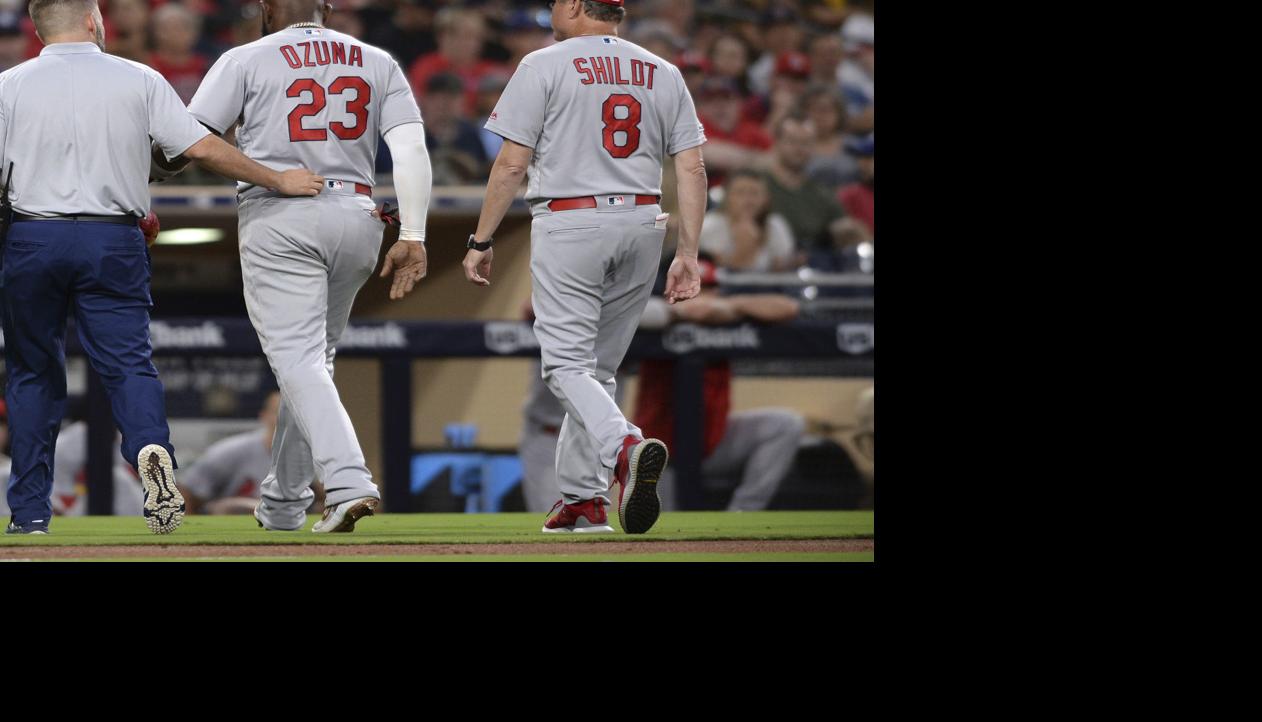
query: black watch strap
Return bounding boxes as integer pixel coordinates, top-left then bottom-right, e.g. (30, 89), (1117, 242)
(467, 234), (493, 252)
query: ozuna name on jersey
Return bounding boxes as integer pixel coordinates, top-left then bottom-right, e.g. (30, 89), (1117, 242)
(278, 41), (364, 70)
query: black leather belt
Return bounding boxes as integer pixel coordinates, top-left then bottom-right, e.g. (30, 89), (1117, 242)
(13, 213), (138, 226)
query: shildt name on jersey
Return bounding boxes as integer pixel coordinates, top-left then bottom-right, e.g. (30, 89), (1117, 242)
(572, 57), (658, 89)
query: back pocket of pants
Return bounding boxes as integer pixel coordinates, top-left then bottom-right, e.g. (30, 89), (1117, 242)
(546, 225), (600, 236)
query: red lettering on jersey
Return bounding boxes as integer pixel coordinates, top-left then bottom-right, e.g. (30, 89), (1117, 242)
(331, 42), (346, 65)
(349, 45), (363, 67)
(297, 41), (314, 67)
(631, 59), (645, 86)
(605, 57), (616, 84)
(613, 57), (629, 85)
(314, 41), (330, 66)
(645, 62), (657, 90)
(591, 56), (609, 84)
(574, 58), (595, 85)
(280, 45), (301, 69)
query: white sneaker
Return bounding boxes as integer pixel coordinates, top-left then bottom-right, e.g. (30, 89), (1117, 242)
(138, 444), (184, 535)
(311, 497), (378, 533)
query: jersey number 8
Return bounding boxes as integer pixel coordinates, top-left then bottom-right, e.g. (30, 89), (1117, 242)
(602, 93), (641, 158)
(287, 77), (371, 142)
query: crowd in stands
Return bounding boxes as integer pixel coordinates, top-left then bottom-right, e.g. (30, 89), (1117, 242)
(0, 0), (874, 273)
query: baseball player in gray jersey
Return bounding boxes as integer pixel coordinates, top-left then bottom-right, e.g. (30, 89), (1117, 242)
(466, 0), (708, 534)
(172, 0), (434, 532)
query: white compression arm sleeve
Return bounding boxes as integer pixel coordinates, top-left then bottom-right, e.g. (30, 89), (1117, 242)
(383, 122), (432, 242)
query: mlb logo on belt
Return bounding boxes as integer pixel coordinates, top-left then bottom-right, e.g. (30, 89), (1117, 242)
(608, 196), (625, 206)
(327, 180), (344, 190)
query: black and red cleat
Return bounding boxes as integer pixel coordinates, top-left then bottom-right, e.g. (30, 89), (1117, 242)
(615, 436), (668, 534)
(542, 497), (614, 534)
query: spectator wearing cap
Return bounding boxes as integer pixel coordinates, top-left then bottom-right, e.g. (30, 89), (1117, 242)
(839, 12), (874, 132)
(801, 83), (861, 190)
(747, 6), (805, 97)
(421, 72), (490, 184)
(364, 0), (436, 69)
(0, 12), (24, 72)
(409, 7), (506, 117)
(633, 255), (806, 512)
(700, 168), (798, 272)
(676, 49), (709, 97)
(695, 77), (770, 187)
(148, 2), (209, 104)
(837, 135), (874, 235)
(104, 0), (149, 64)
(754, 50), (812, 132)
(502, 7), (553, 69)
(764, 113), (848, 253)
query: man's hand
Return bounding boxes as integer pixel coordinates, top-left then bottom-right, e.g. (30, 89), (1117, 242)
(273, 169), (325, 197)
(664, 255), (701, 305)
(379, 240), (428, 300)
(463, 247), (493, 286)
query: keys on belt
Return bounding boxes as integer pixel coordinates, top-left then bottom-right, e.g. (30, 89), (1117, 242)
(547, 195), (660, 212)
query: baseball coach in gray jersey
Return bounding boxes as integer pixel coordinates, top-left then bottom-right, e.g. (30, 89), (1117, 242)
(0, 0), (324, 535)
(464, 0), (707, 535)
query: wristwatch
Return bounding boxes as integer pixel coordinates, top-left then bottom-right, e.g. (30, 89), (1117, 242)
(467, 234), (493, 252)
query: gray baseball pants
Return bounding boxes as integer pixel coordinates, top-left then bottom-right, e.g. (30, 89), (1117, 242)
(237, 190), (383, 530)
(529, 200), (666, 505)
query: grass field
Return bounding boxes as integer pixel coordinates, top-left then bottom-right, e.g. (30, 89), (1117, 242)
(0, 511), (874, 562)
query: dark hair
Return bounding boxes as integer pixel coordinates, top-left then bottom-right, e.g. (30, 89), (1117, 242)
(582, 0), (625, 24)
(426, 72), (465, 95)
(723, 168), (771, 226)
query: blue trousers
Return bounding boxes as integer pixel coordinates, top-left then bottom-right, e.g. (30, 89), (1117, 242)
(1, 219), (176, 526)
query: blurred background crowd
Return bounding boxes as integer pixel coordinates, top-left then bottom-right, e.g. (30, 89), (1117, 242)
(1, 0), (874, 274)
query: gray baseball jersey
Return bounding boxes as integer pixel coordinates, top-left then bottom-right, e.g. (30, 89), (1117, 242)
(484, 35), (705, 201)
(0, 42), (210, 217)
(180, 429), (270, 502)
(188, 25), (421, 197)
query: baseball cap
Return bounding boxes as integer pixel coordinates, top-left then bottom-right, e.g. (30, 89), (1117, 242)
(842, 13), (875, 49)
(504, 8), (550, 31)
(588, 0), (625, 5)
(697, 77), (740, 99)
(774, 51), (811, 79)
(676, 49), (711, 74)
(426, 72), (465, 95)
(845, 134), (874, 157)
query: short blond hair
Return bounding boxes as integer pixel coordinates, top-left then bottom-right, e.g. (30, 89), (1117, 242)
(28, 0), (97, 37)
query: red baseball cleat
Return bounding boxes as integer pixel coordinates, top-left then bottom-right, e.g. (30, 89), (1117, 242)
(542, 497), (615, 534)
(614, 435), (669, 534)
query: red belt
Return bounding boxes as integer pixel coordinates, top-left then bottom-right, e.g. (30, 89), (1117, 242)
(547, 195), (660, 212)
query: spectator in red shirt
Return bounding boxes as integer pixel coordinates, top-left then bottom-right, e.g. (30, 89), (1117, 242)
(0, 14), (26, 73)
(633, 257), (805, 511)
(837, 135), (874, 235)
(408, 7), (505, 117)
(148, 2), (209, 105)
(696, 78), (771, 187)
